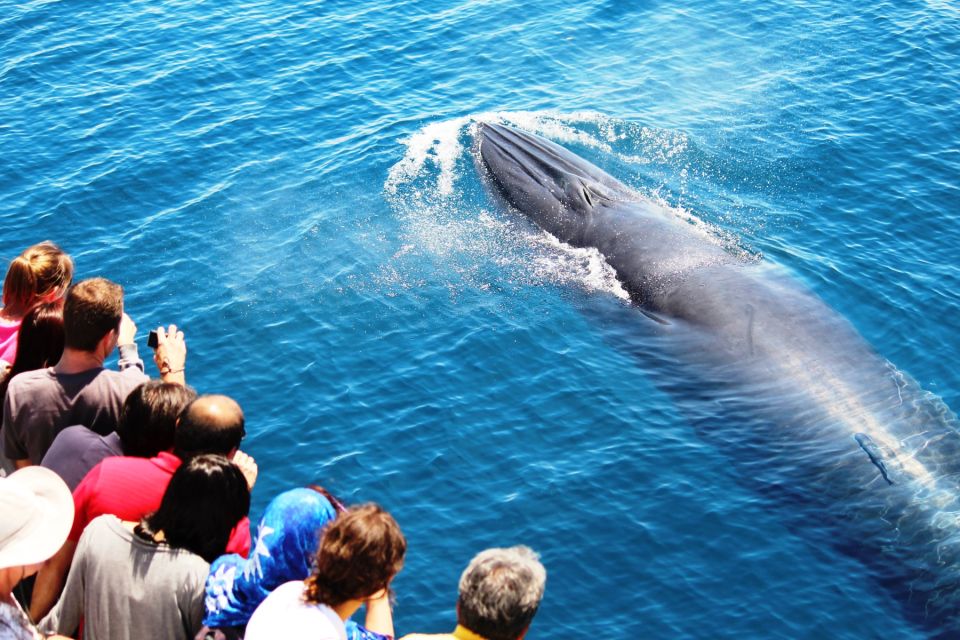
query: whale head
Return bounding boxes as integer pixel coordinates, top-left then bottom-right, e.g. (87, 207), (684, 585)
(476, 122), (635, 246)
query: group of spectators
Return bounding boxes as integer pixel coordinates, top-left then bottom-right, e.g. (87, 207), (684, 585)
(0, 242), (547, 640)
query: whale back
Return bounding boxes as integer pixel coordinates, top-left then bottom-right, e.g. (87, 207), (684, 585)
(475, 122), (960, 634)
(477, 122), (735, 305)
(476, 122), (638, 245)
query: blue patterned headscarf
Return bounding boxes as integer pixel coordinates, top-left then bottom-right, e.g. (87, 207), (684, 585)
(202, 487), (338, 629)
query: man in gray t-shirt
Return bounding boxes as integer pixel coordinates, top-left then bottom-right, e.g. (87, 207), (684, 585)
(2, 277), (186, 470)
(3, 344), (146, 467)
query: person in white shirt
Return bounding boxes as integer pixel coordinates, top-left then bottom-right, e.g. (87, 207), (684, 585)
(245, 503), (406, 640)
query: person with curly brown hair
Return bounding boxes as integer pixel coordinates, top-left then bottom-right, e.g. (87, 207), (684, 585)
(244, 503), (406, 640)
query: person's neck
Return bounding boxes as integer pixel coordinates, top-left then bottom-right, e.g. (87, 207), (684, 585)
(54, 347), (105, 374)
(125, 521), (166, 543)
(452, 625), (492, 640)
(332, 598), (365, 622)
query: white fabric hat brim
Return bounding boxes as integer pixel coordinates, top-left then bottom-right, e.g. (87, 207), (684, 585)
(0, 466), (74, 570)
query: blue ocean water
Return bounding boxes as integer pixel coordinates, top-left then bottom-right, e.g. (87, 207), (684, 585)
(3, 0), (959, 637)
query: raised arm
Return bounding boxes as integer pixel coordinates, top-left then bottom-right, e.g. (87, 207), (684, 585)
(152, 324), (187, 386)
(116, 313), (146, 375)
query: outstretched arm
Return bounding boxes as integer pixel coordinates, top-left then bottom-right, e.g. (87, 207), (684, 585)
(152, 324), (187, 386)
(117, 313), (146, 375)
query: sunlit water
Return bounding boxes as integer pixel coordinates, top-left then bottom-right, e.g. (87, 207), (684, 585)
(2, 0), (959, 637)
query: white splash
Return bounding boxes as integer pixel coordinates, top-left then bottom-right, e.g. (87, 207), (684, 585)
(383, 110), (704, 302)
(385, 109), (636, 200)
(529, 233), (630, 301)
(385, 115), (472, 198)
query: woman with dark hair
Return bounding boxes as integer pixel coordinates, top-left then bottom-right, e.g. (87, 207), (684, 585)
(0, 302), (66, 615)
(245, 503), (406, 640)
(0, 302), (64, 406)
(39, 455), (250, 640)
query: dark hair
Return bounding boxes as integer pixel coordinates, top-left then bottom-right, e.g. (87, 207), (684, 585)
(0, 301), (64, 408)
(173, 395), (245, 459)
(2, 241), (73, 314)
(304, 503), (406, 607)
(307, 485), (347, 514)
(141, 454), (250, 563)
(63, 278), (123, 351)
(116, 381), (197, 458)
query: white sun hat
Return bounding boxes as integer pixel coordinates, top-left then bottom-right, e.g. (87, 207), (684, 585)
(0, 466), (74, 569)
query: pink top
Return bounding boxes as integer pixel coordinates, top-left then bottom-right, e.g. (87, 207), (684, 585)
(0, 316), (21, 365)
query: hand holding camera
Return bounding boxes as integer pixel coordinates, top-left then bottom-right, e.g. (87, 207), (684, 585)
(149, 324), (187, 384)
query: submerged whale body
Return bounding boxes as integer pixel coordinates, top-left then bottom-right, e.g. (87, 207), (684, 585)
(476, 122), (960, 635)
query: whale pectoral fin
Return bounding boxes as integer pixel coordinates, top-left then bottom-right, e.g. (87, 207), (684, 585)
(854, 433), (901, 486)
(559, 173), (610, 212)
(638, 308), (671, 325)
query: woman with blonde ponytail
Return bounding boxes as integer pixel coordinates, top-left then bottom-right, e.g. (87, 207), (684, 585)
(0, 242), (73, 372)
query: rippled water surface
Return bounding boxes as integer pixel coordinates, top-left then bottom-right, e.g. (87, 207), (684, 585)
(3, 0), (960, 637)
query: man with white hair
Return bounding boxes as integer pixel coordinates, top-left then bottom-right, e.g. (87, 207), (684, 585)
(401, 546), (546, 640)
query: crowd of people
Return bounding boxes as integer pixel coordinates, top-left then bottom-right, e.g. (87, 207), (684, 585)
(0, 242), (547, 640)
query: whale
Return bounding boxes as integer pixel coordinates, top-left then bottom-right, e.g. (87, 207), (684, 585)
(475, 122), (960, 635)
